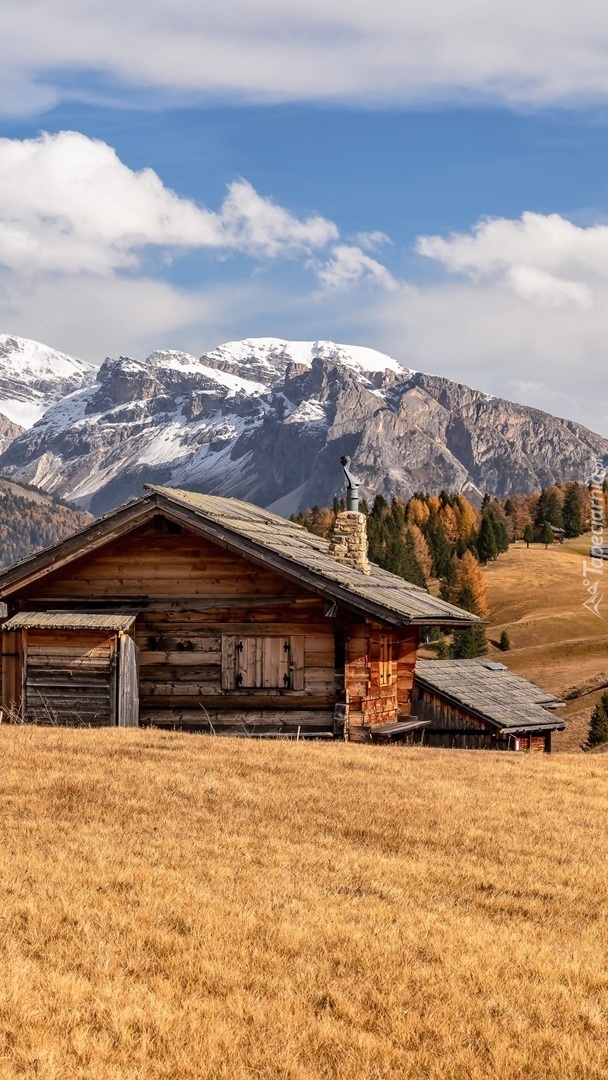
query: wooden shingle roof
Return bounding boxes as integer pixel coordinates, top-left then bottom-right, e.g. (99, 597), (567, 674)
(415, 659), (566, 733)
(0, 485), (479, 627)
(3, 612), (136, 632)
(146, 486), (478, 627)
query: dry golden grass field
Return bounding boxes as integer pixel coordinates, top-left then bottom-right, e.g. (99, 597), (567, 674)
(2, 726), (608, 1079)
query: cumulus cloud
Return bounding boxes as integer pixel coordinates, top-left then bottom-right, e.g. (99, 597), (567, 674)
(0, 132), (338, 275)
(3, 1), (608, 115)
(417, 211), (608, 309)
(316, 244), (397, 291)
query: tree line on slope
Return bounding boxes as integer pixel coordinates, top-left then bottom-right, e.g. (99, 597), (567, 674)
(0, 489), (91, 569)
(293, 479), (599, 659)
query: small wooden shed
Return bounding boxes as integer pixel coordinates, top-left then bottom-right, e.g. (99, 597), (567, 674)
(3, 612), (139, 727)
(412, 659), (566, 752)
(0, 486), (478, 738)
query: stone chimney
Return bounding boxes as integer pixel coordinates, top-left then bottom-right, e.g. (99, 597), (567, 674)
(328, 457), (370, 574)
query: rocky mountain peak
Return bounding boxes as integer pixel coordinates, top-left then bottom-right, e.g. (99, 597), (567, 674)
(0, 335), (605, 516)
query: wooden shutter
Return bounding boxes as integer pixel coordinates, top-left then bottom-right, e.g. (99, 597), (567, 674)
(235, 637), (264, 687)
(289, 635), (305, 690)
(223, 635), (305, 689)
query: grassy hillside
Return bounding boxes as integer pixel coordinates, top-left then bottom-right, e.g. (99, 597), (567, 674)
(2, 727), (608, 1078)
(483, 535), (607, 751)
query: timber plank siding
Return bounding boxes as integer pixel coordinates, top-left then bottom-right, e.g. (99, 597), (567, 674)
(2, 519), (343, 733)
(0, 492), (480, 737)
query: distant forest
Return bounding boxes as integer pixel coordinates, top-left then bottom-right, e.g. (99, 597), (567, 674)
(293, 480), (597, 658)
(0, 485), (92, 570)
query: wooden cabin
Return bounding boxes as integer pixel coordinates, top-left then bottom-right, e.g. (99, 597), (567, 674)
(0, 486), (477, 740)
(412, 660), (566, 752)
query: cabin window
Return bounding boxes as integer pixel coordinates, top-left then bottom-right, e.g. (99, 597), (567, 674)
(221, 635), (305, 691)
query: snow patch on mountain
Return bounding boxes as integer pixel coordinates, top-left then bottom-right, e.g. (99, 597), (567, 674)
(0, 334), (95, 427)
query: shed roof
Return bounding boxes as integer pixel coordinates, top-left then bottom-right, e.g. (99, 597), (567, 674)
(414, 659), (566, 733)
(3, 612), (137, 632)
(0, 486), (479, 627)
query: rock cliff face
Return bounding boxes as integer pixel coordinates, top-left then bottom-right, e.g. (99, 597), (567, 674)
(0, 337), (605, 514)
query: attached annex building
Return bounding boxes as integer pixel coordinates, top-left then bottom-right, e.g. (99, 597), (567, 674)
(413, 660), (566, 752)
(0, 486), (478, 741)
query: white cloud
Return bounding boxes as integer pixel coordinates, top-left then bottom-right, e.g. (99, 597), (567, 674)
(0, 132), (338, 275)
(219, 179), (338, 258)
(4, 1), (608, 114)
(355, 231), (392, 252)
(316, 244), (397, 291)
(506, 266), (593, 310)
(0, 269), (271, 365)
(417, 211), (608, 310)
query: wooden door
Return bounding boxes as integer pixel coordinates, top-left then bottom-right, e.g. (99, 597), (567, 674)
(118, 633), (140, 727)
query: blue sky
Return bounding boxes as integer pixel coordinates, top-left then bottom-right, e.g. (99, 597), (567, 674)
(2, 1), (608, 432)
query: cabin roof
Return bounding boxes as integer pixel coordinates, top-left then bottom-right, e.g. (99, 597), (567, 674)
(3, 612), (137, 631)
(0, 485), (479, 627)
(414, 659), (566, 733)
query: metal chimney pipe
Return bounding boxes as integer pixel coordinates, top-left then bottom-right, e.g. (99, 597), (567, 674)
(340, 455), (360, 513)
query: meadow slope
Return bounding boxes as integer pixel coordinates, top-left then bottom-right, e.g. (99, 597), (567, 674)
(2, 727), (608, 1078)
(481, 535), (608, 751)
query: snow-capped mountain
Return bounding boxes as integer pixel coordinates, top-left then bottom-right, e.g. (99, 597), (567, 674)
(0, 336), (606, 515)
(0, 335), (95, 427)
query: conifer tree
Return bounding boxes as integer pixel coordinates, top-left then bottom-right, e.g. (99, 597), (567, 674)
(541, 521), (555, 548)
(586, 692), (608, 748)
(535, 487), (563, 529)
(451, 583), (488, 658)
(523, 523), (534, 548)
(426, 518), (452, 578)
(477, 512), (498, 563)
(562, 483), (583, 538)
(499, 629), (511, 651)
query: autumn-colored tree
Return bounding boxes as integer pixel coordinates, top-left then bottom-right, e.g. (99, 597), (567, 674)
(452, 550), (490, 617)
(439, 503), (459, 545)
(406, 497), (430, 529)
(453, 494), (478, 546)
(442, 550), (490, 618)
(504, 494), (533, 541)
(407, 524), (432, 580)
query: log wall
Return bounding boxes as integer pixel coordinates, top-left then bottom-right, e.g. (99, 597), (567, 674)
(20, 629), (117, 726)
(6, 518), (341, 733)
